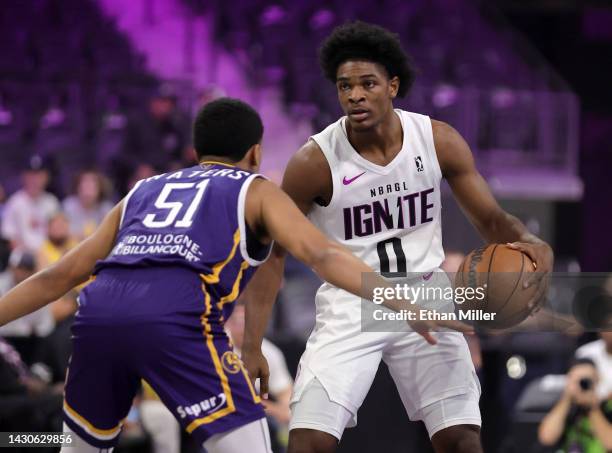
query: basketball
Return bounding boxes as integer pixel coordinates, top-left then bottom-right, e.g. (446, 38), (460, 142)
(455, 244), (539, 329)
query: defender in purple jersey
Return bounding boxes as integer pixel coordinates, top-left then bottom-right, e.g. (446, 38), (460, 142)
(63, 162), (272, 449)
(0, 98), (471, 453)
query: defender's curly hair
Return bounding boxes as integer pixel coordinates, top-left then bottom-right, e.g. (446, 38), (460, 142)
(319, 21), (416, 98)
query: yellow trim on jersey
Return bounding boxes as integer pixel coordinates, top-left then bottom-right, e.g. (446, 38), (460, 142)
(217, 260), (250, 310)
(63, 400), (123, 437)
(201, 229), (240, 285)
(186, 285), (236, 433)
(141, 380), (161, 401)
(240, 364), (262, 404)
(200, 160), (236, 168)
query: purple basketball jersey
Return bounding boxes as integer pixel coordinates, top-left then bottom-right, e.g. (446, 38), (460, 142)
(64, 163), (272, 448)
(96, 162), (271, 321)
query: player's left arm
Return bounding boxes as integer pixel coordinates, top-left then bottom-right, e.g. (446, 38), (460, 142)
(433, 119), (554, 309)
(0, 202), (123, 326)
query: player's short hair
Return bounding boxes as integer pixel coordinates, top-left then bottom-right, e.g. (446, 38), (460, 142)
(193, 98), (264, 161)
(319, 21), (416, 98)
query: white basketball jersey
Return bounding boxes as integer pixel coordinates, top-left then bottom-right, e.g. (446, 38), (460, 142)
(292, 111), (453, 411)
(309, 109), (444, 276)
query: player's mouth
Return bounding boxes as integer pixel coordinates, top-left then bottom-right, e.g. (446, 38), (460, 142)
(349, 109), (370, 121)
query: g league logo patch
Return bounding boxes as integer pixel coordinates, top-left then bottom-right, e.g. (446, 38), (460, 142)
(415, 156), (424, 172)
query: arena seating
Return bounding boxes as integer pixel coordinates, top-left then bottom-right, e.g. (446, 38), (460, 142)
(0, 0), (157, 195)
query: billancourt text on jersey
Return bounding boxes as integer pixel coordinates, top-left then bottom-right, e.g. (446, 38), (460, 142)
(112, 233), (203, 262)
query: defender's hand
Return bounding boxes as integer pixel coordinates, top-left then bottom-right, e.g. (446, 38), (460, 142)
(409, 317), (474, 345)
(507, 241), (554, 312)
(242, 348), (270, 399)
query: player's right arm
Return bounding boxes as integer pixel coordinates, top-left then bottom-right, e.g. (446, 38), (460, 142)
(0, 202), (123, 327)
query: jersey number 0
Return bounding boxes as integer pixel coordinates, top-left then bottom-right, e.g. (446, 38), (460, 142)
(377, 237), (407, 276)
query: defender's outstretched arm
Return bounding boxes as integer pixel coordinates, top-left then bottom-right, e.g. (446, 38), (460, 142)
(0, 202), (123, 326)
(247, 178), (376, 303)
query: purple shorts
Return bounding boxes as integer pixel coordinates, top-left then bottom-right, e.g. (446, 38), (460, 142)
(63, 267), (264, 449)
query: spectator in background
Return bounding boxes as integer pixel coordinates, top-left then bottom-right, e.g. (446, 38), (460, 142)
(127, 164), (156, 193)
(124, 87), (190, 174)
(63, 170), (113, 240)
(576, 330), (612, 401)
(1, 156), (59, 252)
(0, 336), (64, 433)
(37, 212), (78, 270)
(538, 358), (612, 452)
(0, 250), (54, 362)
(37, 212), (78, 323)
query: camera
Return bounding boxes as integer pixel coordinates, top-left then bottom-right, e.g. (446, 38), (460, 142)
(579, 377), (593, 391)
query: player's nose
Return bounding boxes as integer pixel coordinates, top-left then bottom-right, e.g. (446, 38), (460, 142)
(348, 87), (366, 103)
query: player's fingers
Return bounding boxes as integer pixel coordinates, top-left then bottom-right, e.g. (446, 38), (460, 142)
(506, 242), (525, 252)
(260, 372), (269, 400)
(527, 282), (547, 312)
(507, 243), (539, 271)
(524, 270), (546, 288)
(411, 321), (438, 345)
(437, 319), (475, 334)
(418, 330), (438, 345)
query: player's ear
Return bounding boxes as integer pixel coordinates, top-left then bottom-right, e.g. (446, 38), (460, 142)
(389, 76), (399, 99)
(246, 143), (262, 172)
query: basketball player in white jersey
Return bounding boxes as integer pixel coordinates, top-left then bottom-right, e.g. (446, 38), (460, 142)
(242, 22), (554, 453)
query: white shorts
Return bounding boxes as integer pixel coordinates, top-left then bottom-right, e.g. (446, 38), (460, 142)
(290, 331), (481, 440)
(203, 418), (272, 453)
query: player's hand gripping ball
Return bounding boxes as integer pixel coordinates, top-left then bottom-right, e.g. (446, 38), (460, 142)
(455, 243), (551, 329)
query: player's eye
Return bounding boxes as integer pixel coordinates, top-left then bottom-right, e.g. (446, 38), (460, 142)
(338, 82), (350, 91)
(364, 80), (376, 88)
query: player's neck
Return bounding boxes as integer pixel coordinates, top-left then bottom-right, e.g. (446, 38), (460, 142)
(199, 156), (236, 167)
(198, 156), (256, 173)
(346, 107), (402, 157)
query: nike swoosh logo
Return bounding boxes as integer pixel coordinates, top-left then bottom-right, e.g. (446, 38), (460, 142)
(342, 171), (366, 185)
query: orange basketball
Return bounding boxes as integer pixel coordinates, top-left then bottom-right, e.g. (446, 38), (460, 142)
(455, 244), (538, 329)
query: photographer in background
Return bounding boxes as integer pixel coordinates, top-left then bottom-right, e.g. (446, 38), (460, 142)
(538, 358), (612, 452)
